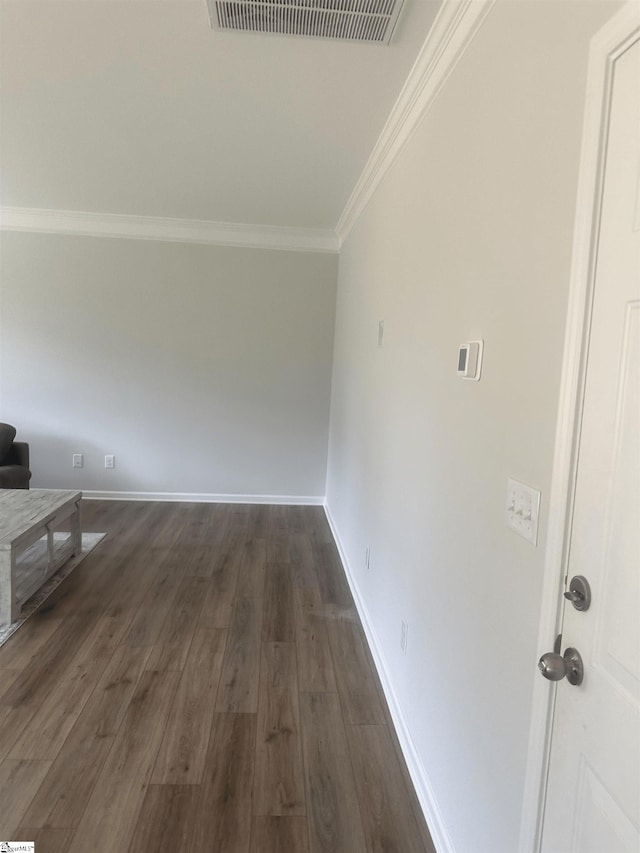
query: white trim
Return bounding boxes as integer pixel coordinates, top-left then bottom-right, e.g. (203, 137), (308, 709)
(336, 0), (495, 243)
(0, 0), (494, 254)
(0, 207), (339, 254)
(518, 5), (640, 852)
(324, 500), (456, 853)
(80, 490), (324, 505)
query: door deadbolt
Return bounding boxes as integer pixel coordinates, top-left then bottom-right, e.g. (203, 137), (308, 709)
(563, 575), (591, 611)
(538, 647), (584, 686)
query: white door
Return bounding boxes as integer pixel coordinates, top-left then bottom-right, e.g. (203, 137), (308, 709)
(540, 23), (640, 853)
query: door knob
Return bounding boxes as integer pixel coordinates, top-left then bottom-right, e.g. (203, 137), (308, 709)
(538, 647), (584, 686)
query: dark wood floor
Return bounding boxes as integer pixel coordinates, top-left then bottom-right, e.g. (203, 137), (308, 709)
(0, 500), (436, 853)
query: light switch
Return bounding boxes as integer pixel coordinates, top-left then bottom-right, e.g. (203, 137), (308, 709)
(506, 478), (541, 545)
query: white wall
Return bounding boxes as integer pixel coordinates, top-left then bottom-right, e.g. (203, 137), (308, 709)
(0, 233), (337, 499)
(325, 2), (620, 851)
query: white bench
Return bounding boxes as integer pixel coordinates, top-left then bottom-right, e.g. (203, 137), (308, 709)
(0, 489), (82, 625)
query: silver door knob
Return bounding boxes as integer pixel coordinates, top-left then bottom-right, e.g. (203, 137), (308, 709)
(538, 647), (584, 686)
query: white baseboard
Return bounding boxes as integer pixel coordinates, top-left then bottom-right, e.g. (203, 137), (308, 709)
(81, 490), (324, 505)
(323, 500), (456, 853)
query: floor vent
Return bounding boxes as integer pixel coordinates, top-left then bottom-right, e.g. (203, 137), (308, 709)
(207, 0), (405, 45)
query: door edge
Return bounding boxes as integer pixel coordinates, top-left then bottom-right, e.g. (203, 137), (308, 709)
(518, 4), (640, 851)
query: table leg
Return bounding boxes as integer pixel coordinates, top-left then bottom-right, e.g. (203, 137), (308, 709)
(71, 499), (82, 558)
(0, 549), (18, 625)
(46, 522), (55, 575)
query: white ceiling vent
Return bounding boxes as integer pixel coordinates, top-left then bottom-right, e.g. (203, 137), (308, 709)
(207, 0), (406, 45)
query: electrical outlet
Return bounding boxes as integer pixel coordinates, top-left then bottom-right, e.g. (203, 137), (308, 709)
(365, 546), (371, 570)
(378, 320), (385, 347)
(104, 455), (115, 469)
(400, 620), (408, 654)
(72, 453), (83, 468)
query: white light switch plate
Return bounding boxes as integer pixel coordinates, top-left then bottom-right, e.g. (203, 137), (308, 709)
(506, 478), (541, 545)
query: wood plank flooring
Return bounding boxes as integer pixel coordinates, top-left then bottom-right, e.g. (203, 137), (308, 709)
(0, 501), (436, 852)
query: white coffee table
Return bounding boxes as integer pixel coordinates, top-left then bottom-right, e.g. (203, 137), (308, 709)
(0, 489), (82, 625)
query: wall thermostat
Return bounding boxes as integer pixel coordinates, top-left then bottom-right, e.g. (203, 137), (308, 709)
(457, 340), (483, 380)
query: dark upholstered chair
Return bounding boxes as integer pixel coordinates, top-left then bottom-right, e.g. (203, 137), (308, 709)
(0, 423), (32, 489)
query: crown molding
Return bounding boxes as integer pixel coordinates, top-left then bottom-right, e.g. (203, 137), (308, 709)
(0, 206), (340, 254)
(336, 0), (496, 243)
(1, 1), (493, 254)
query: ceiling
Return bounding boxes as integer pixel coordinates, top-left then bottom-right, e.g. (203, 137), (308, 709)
(0, 0), (441, 232)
